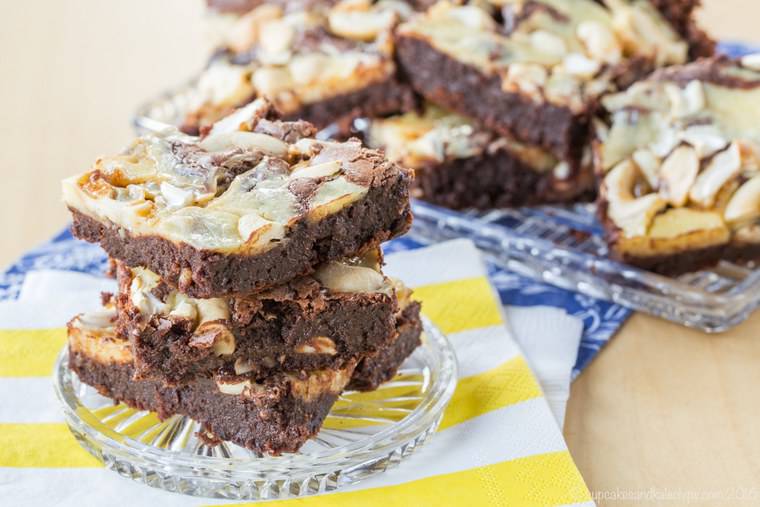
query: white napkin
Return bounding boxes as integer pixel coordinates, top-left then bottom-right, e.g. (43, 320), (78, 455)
(0, 270), (116, 328)
(506, 306), (583, 427)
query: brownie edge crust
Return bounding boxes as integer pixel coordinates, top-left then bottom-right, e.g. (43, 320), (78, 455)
(348, 301), (422, 392)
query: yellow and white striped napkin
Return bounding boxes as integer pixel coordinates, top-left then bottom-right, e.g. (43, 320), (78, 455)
(0, 239), (593, 506)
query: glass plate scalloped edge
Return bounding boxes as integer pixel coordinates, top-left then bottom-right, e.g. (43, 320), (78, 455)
(409, 202), (760, 333)
(54, 317), (457, 501)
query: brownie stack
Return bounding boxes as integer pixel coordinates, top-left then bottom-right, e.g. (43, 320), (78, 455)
(61, 99), (421, 454)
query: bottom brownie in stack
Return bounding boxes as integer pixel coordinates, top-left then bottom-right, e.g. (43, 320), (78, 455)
(67, 261), (422, 455)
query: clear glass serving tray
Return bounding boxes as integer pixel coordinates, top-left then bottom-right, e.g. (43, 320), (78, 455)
(409, 202), (760, 333)
(54, 318), (457, 501)
(132, 43), (760, 333)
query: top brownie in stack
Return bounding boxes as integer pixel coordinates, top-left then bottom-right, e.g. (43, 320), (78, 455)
(183, 0), (417, 135)
(395, 0), (713, 171)
(595, 56), (760, 275)
(62, 99), (412, 298)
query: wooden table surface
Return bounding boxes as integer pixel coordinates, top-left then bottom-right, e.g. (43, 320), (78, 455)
(2, 1), (758, 505)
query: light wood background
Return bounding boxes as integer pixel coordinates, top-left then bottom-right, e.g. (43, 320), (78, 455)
(2, 2), (759, 505)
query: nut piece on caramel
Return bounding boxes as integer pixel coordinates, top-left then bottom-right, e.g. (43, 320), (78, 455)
(657, 145), (699, 207)
(689, 143), (742, 208)
(724, 175), (760, 226)
(314, 261), (387, 293)
(605, 159), (666, 238)
(216, 379), (251, 396)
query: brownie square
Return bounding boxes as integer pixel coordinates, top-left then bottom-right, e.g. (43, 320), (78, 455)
(595, 56), (760, 274)
(363, 104), (595, 209)
(67, 308), (353, 455)
(114, 251), (403, 385)
(63, 99), (412, 298)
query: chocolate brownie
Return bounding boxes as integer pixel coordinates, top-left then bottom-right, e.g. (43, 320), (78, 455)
(115, 252), (405, 385)
(395, 0), (713, 166)
(63, 100), (412, 298)
(182, 0), (416, 135)
(68, 308), (352, 455)
(363, 105), (595, 209)
(595, 56), (760, 275)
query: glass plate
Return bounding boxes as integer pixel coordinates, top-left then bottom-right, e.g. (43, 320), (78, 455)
(54, 318), (457, 501)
